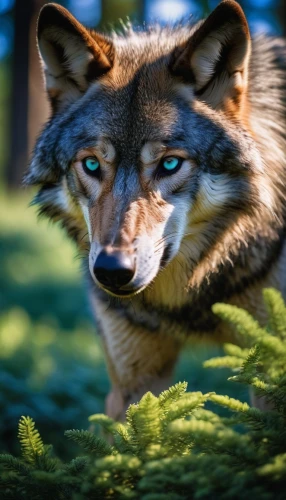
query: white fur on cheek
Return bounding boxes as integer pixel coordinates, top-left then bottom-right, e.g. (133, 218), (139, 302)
(80, 202), (92, 242)
(199, 173), (232, 210)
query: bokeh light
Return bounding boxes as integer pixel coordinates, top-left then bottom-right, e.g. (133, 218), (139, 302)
(0, 0), (283, 60)
(145, 0), (202, 23)
(0, 0), (14, 15)
(68, 0), (101, 27)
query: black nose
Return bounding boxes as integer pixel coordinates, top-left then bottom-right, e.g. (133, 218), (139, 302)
(93, 250), (135, 290)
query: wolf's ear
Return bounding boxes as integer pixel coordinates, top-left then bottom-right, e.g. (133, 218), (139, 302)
(37, 3), (114, 112)
(171, 0), (250, 117)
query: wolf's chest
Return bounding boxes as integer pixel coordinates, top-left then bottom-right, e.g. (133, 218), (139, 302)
(122, 292), (221, 338)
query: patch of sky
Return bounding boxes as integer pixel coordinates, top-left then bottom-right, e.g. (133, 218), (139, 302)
(248, 12), (282, 35)
(68, 0), (101, 27)
(0, 15), (13, 59)
(145, 0), (202, 23)
(208, 0), (279, 9)
(246, 0), (279, 8)
(0, 0), (14, 16)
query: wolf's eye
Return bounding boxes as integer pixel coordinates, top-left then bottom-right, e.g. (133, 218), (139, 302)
(82, 156), (100, 176)
(163, 157), (180, 170)
(156, 156), (183, 178)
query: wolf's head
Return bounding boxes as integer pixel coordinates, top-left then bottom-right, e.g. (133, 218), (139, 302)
(26, 1), (271, 299)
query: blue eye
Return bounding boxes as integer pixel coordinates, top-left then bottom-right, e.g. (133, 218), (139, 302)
(162, 157), (180, 171)
(156, 156), (183, 178)
(82, 156), (100, 175)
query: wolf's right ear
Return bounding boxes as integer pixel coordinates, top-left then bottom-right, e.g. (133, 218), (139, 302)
(37, 3), (114, 112)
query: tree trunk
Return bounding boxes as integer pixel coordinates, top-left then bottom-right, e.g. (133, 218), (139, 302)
(28, 1), (49, 160)
(7, 0), (48, 189)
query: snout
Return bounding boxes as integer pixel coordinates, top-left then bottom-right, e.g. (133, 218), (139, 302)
(93, 249), (136, 295)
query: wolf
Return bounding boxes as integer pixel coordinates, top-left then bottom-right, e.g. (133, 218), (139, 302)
(25, 0), (286, 418)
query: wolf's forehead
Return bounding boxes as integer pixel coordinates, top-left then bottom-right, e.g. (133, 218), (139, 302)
(95, 137), (166, 165)
(84, 73), (180, 148)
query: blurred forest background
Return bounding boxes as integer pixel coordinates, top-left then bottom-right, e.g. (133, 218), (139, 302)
(0, 0), (285, 459)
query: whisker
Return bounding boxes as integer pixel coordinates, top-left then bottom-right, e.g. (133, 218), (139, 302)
(154, 231), (194, 249)
(154, 232), (180, 248)
(78, 231), (89, 243)
(154, 232), (178, 248)
(154, 231), (195, 256)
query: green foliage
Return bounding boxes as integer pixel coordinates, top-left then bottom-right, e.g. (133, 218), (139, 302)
(0, 305), (109, 460)
(18, 416), (44, 464)
(65, 430), (114, 457)
(0, 192), (87, 328)
(1, 289), (286, 498)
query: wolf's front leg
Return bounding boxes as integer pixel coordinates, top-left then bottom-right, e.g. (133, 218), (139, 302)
(93, 299), (182, 420)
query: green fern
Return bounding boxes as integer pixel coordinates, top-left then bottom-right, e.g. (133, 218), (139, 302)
(64, 429), (114, 457)
(1, 288), (286, 499)
(18, 416), (44, 465)
(263, 288), (286, 339)
(158, 381), (188, 409)
(212, 302), (266, 344)
(64, 456), (89, 475)
(0, 454), (31, 475)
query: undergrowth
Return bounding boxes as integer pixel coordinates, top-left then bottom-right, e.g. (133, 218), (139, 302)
(1, 288), (286, 499)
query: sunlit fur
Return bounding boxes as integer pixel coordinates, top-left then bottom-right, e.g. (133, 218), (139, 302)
(25, 1), (286, 418)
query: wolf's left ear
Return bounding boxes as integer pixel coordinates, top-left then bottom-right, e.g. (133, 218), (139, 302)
(37, 3), (114, 112)
(171, 0), (251, 117)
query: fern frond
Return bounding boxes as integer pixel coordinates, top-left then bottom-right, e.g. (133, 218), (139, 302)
(132, 392), (162, 451)
(88, 413), (117, 434)
(258, 453), (286, 480)
(209, 394), (250, 413)
(204, 356), (243, 369)
(95, 453), (141, 473)
(0, 454), (31, 475)
(18, 416), (44, 465)
(212, 303), (266, 343)
(158, 382), (188, 409)
(242, 345), (261, 369)
(169, 419), (256, 462)
(34, 452), (60, 473)
(259, 335), (286, 358)
(113, 423), (134, 455)
(124, 402), (140, 450)
(193, 408), (240, 427)
(65, 456), (89, 475)
(125, 403), (139, 427)
(165, 393), (207, 423)
(65, 429), (114, 457)
(223, 343), (249, 358)
(263, 288), (286, 339)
